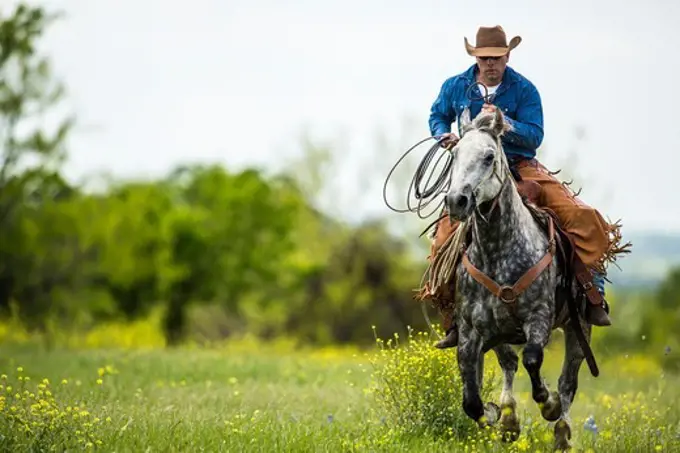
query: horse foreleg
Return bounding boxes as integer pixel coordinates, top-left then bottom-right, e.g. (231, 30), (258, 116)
(493, 344), (520, 442)
(522, 314), (561, 422)
(553, 322), (590, 451)
(458, 328), (499, 428)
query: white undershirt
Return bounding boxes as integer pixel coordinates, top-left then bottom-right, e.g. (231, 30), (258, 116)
(484, 83), (500, 97)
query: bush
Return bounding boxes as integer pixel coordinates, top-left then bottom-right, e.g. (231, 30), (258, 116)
(367, 327), (500, 439)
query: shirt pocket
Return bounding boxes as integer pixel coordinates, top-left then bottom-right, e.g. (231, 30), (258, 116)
(455, 98), (471, 118)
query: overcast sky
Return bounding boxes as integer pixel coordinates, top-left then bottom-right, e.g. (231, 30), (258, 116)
(13, 0), (680, 233)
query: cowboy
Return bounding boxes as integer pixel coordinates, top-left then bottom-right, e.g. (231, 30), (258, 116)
(423, 25), (614, 349)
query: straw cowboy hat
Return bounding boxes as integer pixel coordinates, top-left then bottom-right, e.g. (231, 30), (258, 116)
(464, 25), (522, 57)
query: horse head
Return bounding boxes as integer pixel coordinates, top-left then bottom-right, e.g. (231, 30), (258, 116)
(444, 107), (513, 221)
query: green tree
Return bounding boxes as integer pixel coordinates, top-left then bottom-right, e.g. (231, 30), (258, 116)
(162, 164), (302, 344)
(82, 181), (179, 321)
(0, 3), (75, 322)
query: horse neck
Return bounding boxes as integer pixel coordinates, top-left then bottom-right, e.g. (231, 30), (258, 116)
(470, 172), (535, 264)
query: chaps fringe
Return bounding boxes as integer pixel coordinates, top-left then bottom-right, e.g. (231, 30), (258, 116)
(414, 219), (469, 311)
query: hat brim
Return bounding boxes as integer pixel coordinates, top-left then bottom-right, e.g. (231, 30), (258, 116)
(464, 36), (522, 57)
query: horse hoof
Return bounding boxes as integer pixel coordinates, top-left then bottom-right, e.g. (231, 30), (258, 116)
(553, 419), (572, 451)
(540, 391), (562, 422)
(484, 402), (500, 425)
(499, 405), (521, 442)
(477, 402), (500, 428)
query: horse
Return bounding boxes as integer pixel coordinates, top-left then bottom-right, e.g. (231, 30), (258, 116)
(442, 107), (595, 451)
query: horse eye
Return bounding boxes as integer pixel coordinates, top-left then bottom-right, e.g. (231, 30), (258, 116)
(484, 153), (495, 165)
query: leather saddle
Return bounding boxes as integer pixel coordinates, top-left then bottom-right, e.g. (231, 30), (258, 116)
(517, 179), (542, 205)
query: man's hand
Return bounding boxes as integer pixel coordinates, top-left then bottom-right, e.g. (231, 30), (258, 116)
(438, 132), (459, 149)
(482, 103), (497, 114)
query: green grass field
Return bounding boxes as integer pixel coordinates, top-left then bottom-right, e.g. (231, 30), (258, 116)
(0, 331), (679, 452)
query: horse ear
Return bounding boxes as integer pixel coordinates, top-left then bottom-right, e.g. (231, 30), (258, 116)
(459, 107), (473, 136)
(490, 107), (512, 137)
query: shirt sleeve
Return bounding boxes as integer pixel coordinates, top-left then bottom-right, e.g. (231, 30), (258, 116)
(428, 78), (458, 138)
(502, 82), (544, 152)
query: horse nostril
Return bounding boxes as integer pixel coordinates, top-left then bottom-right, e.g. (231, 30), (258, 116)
(456, 194), (468, 209)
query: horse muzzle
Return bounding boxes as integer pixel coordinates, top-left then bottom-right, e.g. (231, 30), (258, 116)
(445, 187), (474, 220)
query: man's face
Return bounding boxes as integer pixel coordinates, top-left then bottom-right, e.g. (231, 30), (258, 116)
(475, 54), (509, 85)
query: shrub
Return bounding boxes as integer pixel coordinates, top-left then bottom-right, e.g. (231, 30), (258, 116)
(367, 327), (500, 439)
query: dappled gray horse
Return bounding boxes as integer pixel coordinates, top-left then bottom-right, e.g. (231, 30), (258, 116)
(444, 107), (591, 450)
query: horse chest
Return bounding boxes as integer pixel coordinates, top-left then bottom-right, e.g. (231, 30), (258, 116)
(456, 244), (551, 336)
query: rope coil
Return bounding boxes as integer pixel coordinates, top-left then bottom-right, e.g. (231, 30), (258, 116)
(381, 136), (454, 226)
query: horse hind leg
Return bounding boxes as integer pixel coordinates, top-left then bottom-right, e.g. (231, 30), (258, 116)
(522, 314), (562, 422)
(553, 322), (590, 451)
(493, 344), (521, 442)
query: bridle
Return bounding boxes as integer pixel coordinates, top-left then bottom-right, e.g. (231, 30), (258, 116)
(466, 133), (508, 224)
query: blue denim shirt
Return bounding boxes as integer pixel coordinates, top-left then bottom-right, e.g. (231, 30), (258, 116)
(429, 64), (544, 161)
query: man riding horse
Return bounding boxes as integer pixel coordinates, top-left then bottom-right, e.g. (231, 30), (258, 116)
(419, 25), (617, 349)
